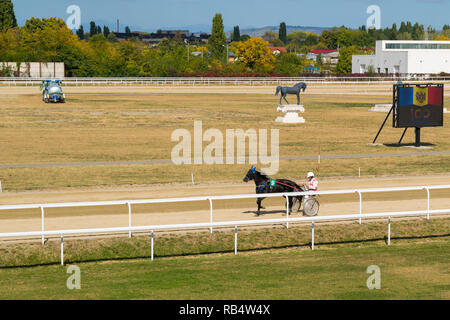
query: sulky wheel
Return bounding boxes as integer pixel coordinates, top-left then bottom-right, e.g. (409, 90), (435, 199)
(303, 198), (320, 217)
(291, 197), (302, 214)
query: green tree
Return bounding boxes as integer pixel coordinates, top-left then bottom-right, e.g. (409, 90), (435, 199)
(76, 25), (85, 40)
(319, 28), (339, 49)
(0, 0), (17, 32)
(230, 37), (275, 72)
(96, 26), (102, 35)
(397, 32), (412, 40)
(90, 21), (97, 36)
(209, 13), (226, 60)
(125, 26), (131, 35)
(335, 46), (359, 74)
(240, 34), (250, 42)
(107, 32), (118, 42)
(390, 23), (397, 40)
(264, 30), (278, 42)
(20, 17), (86, 76)
(274, 52), (309, 75)
(103, 26), (110, 38)
(366, 65), (376, 76)
(279, 22), (287, 44)
(399, 22), (407, 33)
(305, 33), (319, 46)
(232, 25), (240, 42)
(315, 53), (323, 69)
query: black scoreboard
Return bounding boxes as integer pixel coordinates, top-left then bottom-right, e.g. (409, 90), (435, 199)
(393, 83), (444, 128)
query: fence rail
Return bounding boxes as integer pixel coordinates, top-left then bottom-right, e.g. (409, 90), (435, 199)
(0, 184), (449, 265)
(1, 76), (450, 86)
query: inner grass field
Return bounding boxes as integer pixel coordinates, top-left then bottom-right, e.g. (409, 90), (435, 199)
(0, 88), (449, 190)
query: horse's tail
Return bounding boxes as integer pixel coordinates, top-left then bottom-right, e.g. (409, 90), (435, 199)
(275, 86), (281, 96)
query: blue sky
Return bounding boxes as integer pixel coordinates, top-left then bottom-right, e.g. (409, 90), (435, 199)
(11, 0), (450, 32)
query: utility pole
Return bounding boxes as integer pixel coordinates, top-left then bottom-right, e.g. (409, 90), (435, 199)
(185, 39), (190, 63)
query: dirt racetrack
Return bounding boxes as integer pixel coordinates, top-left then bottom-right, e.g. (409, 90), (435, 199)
(1, 82), (450, 97)
(1, 174), (449, 239)
(0, 84), (449, 240)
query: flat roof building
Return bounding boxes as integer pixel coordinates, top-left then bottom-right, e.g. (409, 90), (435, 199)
(352, 40), (450, 74)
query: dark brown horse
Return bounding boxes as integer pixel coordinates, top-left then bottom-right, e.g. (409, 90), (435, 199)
(243, 166), (304, 216)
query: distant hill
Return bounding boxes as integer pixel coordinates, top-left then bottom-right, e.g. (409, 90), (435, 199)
(71, 21), (330, 37)
(234, 25), (331, 38)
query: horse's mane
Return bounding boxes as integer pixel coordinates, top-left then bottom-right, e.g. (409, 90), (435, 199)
(255, 170), (270, 180)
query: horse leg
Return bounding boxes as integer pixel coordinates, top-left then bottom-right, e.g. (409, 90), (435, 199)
(297, 196), (303, 214)
(256, 198), (265, 216)
(283, 95), (289, 104)
(288, 197), (294, 213)
(297, 93), (300, 105)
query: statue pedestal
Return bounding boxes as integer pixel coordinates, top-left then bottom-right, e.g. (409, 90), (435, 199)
(275, 105), (306, 123)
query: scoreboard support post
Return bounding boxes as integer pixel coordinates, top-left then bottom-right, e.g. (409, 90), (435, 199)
(372, 106), (394, 144)
(415, 127), (421, 147)
(398, 128), (408, 144)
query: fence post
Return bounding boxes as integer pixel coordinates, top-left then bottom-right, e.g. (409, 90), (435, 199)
(127, 202), (132, 238)
(151, 230), (154, 261)
(234, 225), (238, 255)
(425, 187), (430, 220)
(41, 206), (45, 245)
(311, 221), (315, 250)
(208, 198), (213, 233)
(285, 195), (290, 229)
(60, 234), (64, 266)
(356, 191), (362, 224)
(388, 216), (391, 245)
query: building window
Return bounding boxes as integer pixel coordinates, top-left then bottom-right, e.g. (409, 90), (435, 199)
(385, 43), (450, 50)
(360, 64), (366, 73)
(393, 65), (400, 73)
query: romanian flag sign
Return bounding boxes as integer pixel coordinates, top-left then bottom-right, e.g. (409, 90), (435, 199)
(395, 84), (444, 128)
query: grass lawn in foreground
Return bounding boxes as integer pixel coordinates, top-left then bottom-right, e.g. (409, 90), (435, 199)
(0, 240), (448, 300)
(0, 217), (449, 300)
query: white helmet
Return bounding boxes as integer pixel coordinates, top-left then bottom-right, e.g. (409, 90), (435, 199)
(307, 172), (314, 178)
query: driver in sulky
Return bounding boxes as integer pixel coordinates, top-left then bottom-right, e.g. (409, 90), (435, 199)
(303, 172), (318, 201)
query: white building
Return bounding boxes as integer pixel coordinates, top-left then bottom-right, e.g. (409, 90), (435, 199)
(1, 62), (65, 78)
(352, 40), (450, 74)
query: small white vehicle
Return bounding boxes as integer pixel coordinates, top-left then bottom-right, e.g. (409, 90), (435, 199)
(41, 80), (65, 103)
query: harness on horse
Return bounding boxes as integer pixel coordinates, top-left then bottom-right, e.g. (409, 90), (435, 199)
(257, 179), (277, 193)
(269, 179), (276, 191)
(258, 179), (301, 193)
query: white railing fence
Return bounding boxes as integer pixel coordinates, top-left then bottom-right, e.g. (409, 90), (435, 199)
(1, 76), (450, 86)
(0, 184), (449, 265)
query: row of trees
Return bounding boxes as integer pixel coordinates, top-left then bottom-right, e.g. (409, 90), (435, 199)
(263, 21), (450, 54)
(1, 0), (450, 76)
(0, 12), (316, 77)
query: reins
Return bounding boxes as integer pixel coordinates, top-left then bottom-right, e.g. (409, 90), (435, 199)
(274, 180), (304, 192)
